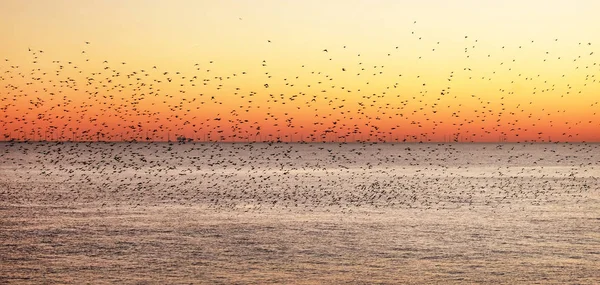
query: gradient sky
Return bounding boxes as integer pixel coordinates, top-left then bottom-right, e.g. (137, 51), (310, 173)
(1, 0), (599, 142)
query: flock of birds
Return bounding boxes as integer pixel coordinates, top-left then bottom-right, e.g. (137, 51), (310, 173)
(0, 141), (598, 212)
(0, 22), (599, 213)
(1, 22), (599, 143)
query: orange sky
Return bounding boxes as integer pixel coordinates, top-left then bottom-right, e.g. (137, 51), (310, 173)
(1, 0), (599, 142)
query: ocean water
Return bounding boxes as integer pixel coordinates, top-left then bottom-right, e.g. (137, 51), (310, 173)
(1, 142), (599, 284)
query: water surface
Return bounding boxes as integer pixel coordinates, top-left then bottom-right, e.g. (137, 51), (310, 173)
(1, 142), (599, 284)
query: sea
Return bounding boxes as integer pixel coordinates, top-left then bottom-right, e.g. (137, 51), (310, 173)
(1, 142), (599, 284)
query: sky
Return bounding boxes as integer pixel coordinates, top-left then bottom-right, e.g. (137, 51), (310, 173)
(1, 0), (599, 142)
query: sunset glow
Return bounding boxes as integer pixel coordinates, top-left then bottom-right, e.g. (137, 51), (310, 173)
(1, 0), (599, 142)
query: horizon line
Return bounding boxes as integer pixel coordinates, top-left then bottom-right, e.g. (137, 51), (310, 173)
(1, 139), (598, 144)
